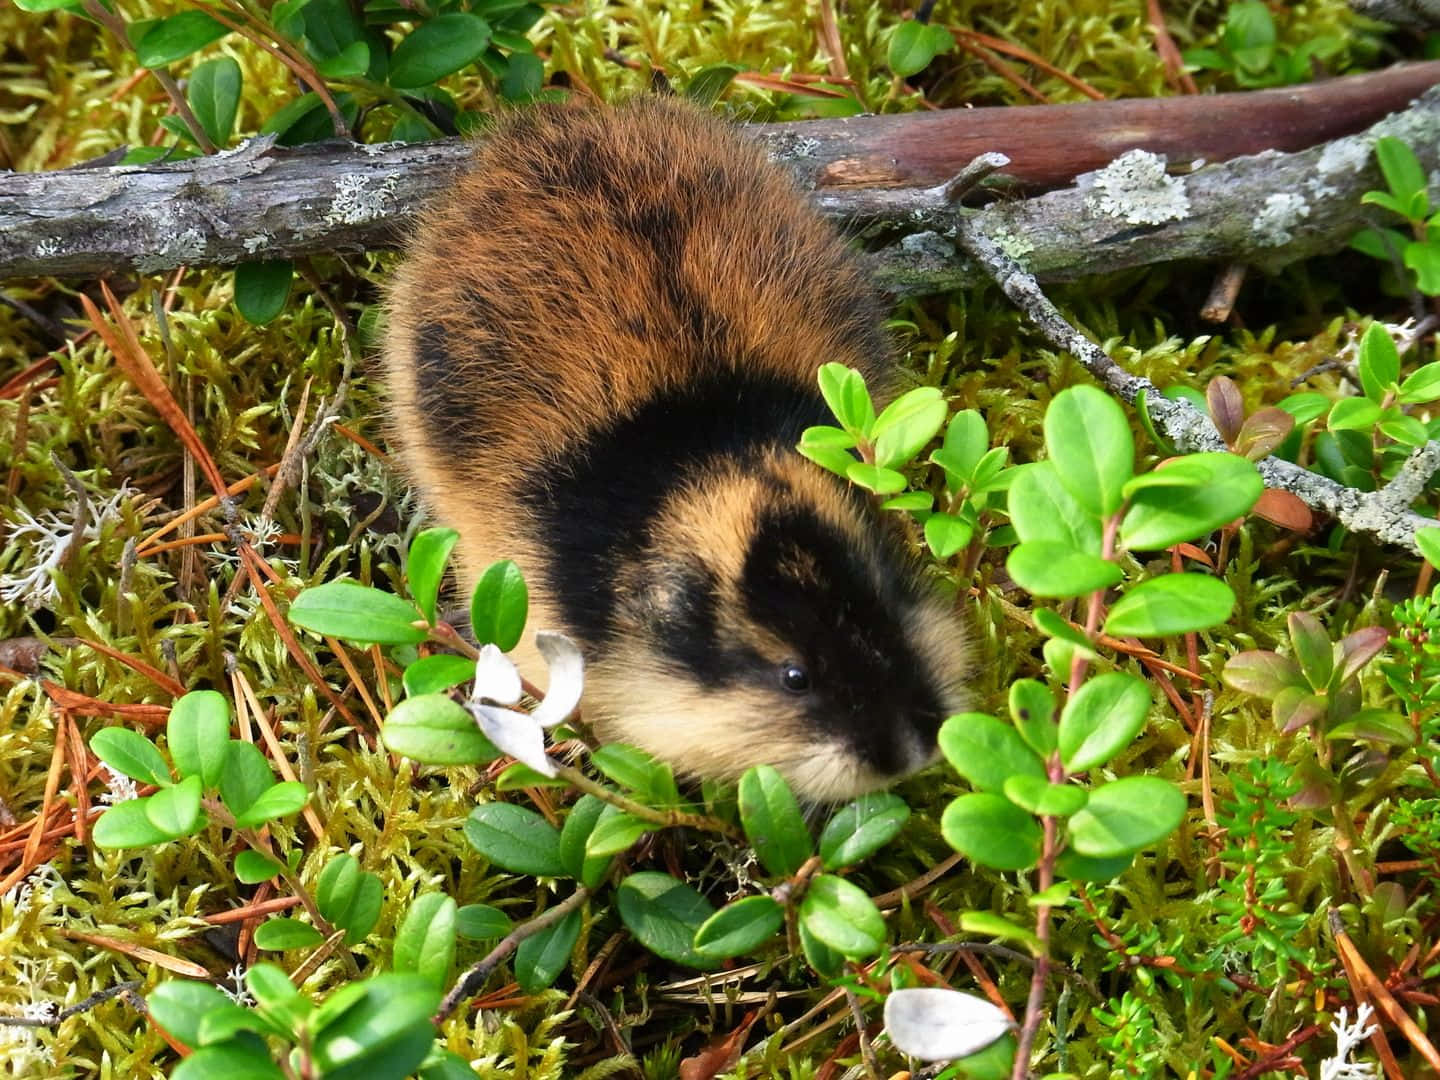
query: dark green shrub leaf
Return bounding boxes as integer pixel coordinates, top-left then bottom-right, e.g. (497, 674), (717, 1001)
(940, 793), (1042, 870)
(818, 792), (910, 869)
(91, 727), (171, 787)
(738, 764), (812, 877)
(1007, 461), (1102, 552)
(316, 853), (385, 944)
(818, 362), (875, 436)
(187, 56), (242, 146)
(799, 919), (843, 977)
(1058, 671), (1150, 773)
(558, 794), (615, 888)
(1068, 776), (1185, 858)
(407, 527), (458, 626)
(288, 581), (426, 645)
(693, 895), (784, 960)
(134, 11), (229, 67)
(383, 693), (498, 765)
(145, 774), (205, 838)
(470, 559), (528, 652)
(584, 806), (652, 859)
(1417, 526), (1440, 567)
(456, 903), (512, 940)
(232, 781), (308, 829)
(495, 762), (568, 790)
(401, 654), (476, 698)
(92, 798), (172, 849)
(888, 19), (952, 77)
(1119, 453), (1263, 550)
(389, 13), (493, 88)
(499, 51), (544, 101)
(316, 40), (370, 78)
(310, 974), (441, 1080)
(235, 850), (283, 883)
(616, 872), (715, 968)
(234, 260), (293, 326)
(148, 978), (250, 1048)
(1008, 678), (1058, 756)
(514, 906), (582, 991)
(590, 744), (680, 806)
(167, 690), (231, 788)
(1328, 397), (1382, 431)
(1006, 541), (1122, 598)
(1103, 573), (1236, 636)
(464, 802), (565, 876)
(173, 1043), (286, 1080)
(884, 491), (935, 512)
(254, 917), (325, 950)
(938, 409), (989, 482)
(1043, 384), (1133, 517)
(393, 892), (457, 987)
(798, 874), (885, 959)
(219, 740), (276, 819)
(938, 713), (1045, 793)
(685, 62), (742, 106)
(1001, 775), (1087, 817)
(1375, 135), (1427, 207)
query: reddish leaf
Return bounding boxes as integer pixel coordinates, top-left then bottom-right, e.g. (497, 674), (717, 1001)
(1337, 626), (1389, 684)
(1234, 407), (1295, 461)
(1222, 650), (1305, 700)
(680, 1011), (760, 1080)
(1251, 489), (1313, 531)
(1206, 376), (1245, 445)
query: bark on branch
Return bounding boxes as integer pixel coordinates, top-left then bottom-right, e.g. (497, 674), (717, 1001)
(1, 64), (1439, 287)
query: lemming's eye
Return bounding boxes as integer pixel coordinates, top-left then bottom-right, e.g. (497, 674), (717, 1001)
(779, 661), (810, 693)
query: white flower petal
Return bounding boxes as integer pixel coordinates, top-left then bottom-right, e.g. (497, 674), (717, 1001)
(471, 644), (522, 706)
(530, 631), (585, 728)
(882, 988), (1012, 1062)
(474, 705), (556, 777)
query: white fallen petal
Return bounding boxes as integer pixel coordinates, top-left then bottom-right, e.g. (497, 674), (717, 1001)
(882, 988), (1012, 1062)
(474, 705), (557, 777)
(471, 644), (522, 706)
(530, 631), (585, 728)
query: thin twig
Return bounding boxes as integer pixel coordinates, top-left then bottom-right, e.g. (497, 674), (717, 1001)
(0, 981), (142, 1027)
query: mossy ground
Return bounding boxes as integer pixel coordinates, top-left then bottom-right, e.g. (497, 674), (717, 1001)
(0, 1), (1434, 1077)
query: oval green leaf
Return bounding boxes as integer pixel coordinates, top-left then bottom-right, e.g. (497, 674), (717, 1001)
(940, 793), (1042, 871)
(798, 874), (886, 959)
(470, 559), (528, 652)
(514, 906), (582, 992)
(1119, 453), (1263, 551)
(693, 895), (785, 960)
(388, 12), (493, 89)
(1068, 776), (1186, 858)
(134, 11), (230, 67)
(167, 689), (232, 788)
(1043, 384), (1134, 517)
(1104, 574), (1236, 637)
(400, 654), (476, 698)
(464, 802), (566, 877)
(145, 774), (205, 838)
(1001, 775), (1087, 817)
(616, 872), (715, 968)
(288, 580), (427, 645)
(872, 386), (947, 469)
(1006, 541), (1122, 598)
(382, 693), (498, 765)
(737, 764), (813, 877)
(392, 892), (457, 988)
(456, 903), (512, 941)
(818, 792), (911, 870)
(187, 56), (242, 147)
(1058, 671), (1151, 774)
(253, 917), (325, 950)
(232, 781), (309, 829)
(406, 526), (458, 626)
(938, 713), (1046, 794)
(91, 726), (171, 788)
(92, 797), (172, 849)
(234, 260), (293, 326)
(1006, 460), (1103, 552)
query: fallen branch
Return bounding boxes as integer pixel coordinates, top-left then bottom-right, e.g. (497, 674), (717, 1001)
(953, 216), (1440, 554)
(2, 66), (1440, 286)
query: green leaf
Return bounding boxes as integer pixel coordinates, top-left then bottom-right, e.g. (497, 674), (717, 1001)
(172, 1043), (287, 1080)
(1055, 847), (1133, 882)
(1104, 574), (1236, 637)
(301, 0), (366, 59)
(90, 727), (171, 787)
(958, 910), (1042, 953)
(232, 781), (308, 829)
(310, 975), (441, 1080)
(584, 806), (653, 859)
(925, 513), (974, 558)
(219, 740), (276, 819)
(884, 491), (935, 512)
(470, 559), (528, 652)
(693, 895), (784, 960)
(616, 872), (715, 968)
(1068, 777), (1186, 858)
(799, 874), (886, 959)
(1044, 384), (1134, 517)
(1327, 709), (1414, 746)
(495, 762), (567, 790)
(92, 798), (172, 849)
(499, 51), (543, 101)
(1221, 650), (1305, 700)
(148, 978), (246, 1048)
(234, 260), (293, 326)
(254, 917), (325, 950)
(1006, 461), (1103, 552)
(738, 764), (813, 877)
(799, 919), (844, 977)
(888, 19), (952, 77)
(235, 849), (283, 883)
(288, 580), (427, 645)
(388, 12), (493, 88)
(1058, 672), (1151, 774)
(316, 40), (370, 78)
(187, 56), (242, 146)
(844, 461), (908, 494)
(590, 744), (680, 806)
(1327, 397), (1383, 431)
(245, 962), (310, 1031)
(1001, 775), (1087, 817)
(383, 693), (499, 765)
(134, 11), (230, 67)
(1416, 526), (1440, 568)
(818, 363), (876, 436)
(871, 386), (947, 469)
(685, 62), (742, 106)
(167, 690), (231, 788)
(1276, 391), (1332, 426)
(1119, 453), (1263, 550)
(938, 713), (1046, 794)
(818, 792), (911, 870)
(456, 903), (512, 940)
(1288, 611), (1335, 692)
(1400, 362), (1440, 404)
(401, 654), (476, 697)
(1375, 135), (1427, 206)
(145, 774), (205, 838)
(464, 802), (566, 876)
(1008, 678), (1058, 756)
(514, 906), (582, 991)
(558, 794), (615, 888)
(393, 892), (457, 988)
(407, 527), (458, 626)
(941, 793), (1042, 870)
(1359, 322), (1401, 403)
(1006, 541), (1122, 598)
(315, 853), (384, 944)
(1405, 242), (1440, 294)
(939, 409), (989, 481)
